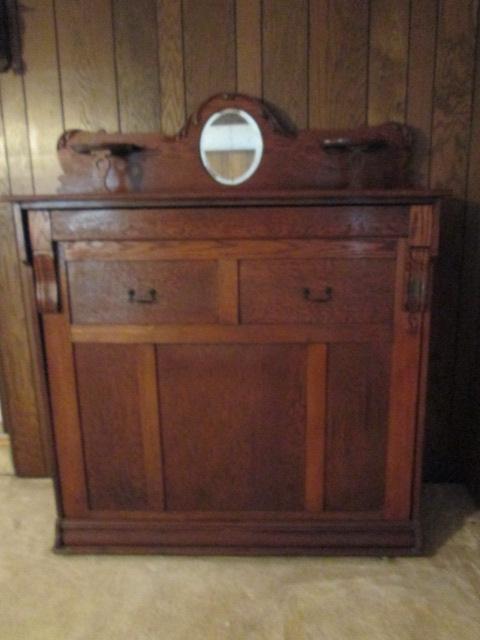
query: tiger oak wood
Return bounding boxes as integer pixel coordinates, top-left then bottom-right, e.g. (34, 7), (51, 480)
(6, 96), (442, 554)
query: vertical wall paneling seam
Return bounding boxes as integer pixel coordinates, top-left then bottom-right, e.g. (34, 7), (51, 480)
(365, 0), (371, 127)
(260, 0), (264, 97)
(153, 2), (161, 129)
(233, 0), (238, 92)
(0, 90), (12, 194)
(110, 0), (122, 132)
(305, 0), (310, 126)
(403, 0), (413, 125)
(19, 73), (35, 195)
(52, 0), (66, 132)
(180, 0), (187, 125)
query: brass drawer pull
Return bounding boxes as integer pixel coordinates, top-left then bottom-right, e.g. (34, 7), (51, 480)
(303, 286), (333, 303)
(128, 288), (157, 304)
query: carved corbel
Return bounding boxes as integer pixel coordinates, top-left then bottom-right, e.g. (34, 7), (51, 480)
(27, 210), (59, 313)
(404, 205), (438, 332)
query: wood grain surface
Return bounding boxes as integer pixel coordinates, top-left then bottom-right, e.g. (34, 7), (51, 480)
(22, 0), (63, 194)
(0, 0), (478, 486)
(157, 0), (185, 134)
(325, 341), (390, 512)
(74, 343), (162, 511)
(236, 0), (262, 95)
(113, 0), (160, 132)
(262, 0), (308, 127)
(0, 203), (49, 475)
(368, 0), (410, 124)
(182, 0), (236, 116)
(55, 0), (118, 131)
(309, 0), (369, 128)
(157, 343), (306, 511)
(406, 0), (438, 185)
(0, 71), (33, 194)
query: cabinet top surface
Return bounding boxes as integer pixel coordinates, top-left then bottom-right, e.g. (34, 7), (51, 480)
(4, 189), (445, 210)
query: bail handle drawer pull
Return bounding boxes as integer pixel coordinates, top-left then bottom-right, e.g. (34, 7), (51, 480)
(302, 286), (333, 303)
(128, 288), (157, 304)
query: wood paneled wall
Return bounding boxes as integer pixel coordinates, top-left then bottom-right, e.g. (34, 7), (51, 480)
(0, 0), (479, 487)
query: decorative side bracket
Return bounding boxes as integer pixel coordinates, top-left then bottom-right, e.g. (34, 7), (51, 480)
(404, 204), (439, 333)
(27, 210), (59, 314)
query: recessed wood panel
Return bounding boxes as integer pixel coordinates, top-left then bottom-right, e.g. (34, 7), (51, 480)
(67, 260), (218, 324)
(240, 258), (395, 325)
(157, 344), (306, 511)
(325, 342), (391, 511)
(74, 344), (162, 511)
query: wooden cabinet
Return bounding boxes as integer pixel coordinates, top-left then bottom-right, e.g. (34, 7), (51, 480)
(9, 95), (442, 554)
(17, 194), (439, 555)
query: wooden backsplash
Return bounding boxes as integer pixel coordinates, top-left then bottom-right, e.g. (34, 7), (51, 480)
(0, 0), (479, 486)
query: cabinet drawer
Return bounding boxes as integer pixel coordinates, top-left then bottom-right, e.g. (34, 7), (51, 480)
(239, 258), (396, 324)
(67, 260), (218, 324)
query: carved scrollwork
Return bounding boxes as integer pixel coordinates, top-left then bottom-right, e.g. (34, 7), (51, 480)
(28, 211), (59, 314)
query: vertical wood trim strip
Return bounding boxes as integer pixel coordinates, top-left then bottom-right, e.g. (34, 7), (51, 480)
(262, 0), (309, 127)
(113, 0), (161, 132)
(406, 0), (438, 185)
(217, 259), (239, 324)
(308, 0), (328, 128)
(305, 343), (327, 512)
(236, 0), (262, 95)
(13, 205), (53, 474)
(309, 0), (369, 129)
(368, 0), (410, 124)
(0, 96), (10, 195)
(0, 203), (47, 475)
(384, 239), (423, 520)
(23, 0), (64, 194)
(182, 0), (236, 117)
(409, 204), (435, 247)
(137, 345), (165, 510)
(43, 314), (88, 515)
(157, 0), (186, 134)
(0, 72), (34, 194)
(411, 258), (435, 518)
(55, 0), (119, 131)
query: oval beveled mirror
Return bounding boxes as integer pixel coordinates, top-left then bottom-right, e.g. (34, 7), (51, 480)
(199, 108), (263, 185)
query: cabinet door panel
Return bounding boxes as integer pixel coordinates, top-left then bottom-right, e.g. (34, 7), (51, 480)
(325, 341), (391, 511)
(157, 344), (306, 511)
(74, 343), (163, 511)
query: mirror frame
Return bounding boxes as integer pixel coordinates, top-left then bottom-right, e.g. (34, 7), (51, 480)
(199, 108), (264, 186)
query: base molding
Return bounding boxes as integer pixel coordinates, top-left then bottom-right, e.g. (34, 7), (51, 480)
(56, 517), (421, 556)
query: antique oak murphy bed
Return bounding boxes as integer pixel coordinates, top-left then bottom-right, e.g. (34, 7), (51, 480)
(9, 95), (441, 555)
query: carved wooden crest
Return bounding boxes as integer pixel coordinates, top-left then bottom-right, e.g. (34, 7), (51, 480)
(57, 94), (412, 194)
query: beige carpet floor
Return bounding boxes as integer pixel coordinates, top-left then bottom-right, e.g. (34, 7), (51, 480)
(0, 444), (479, 640)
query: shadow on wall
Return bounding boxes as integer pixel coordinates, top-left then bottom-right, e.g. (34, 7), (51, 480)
(421, 484), (478, 555)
